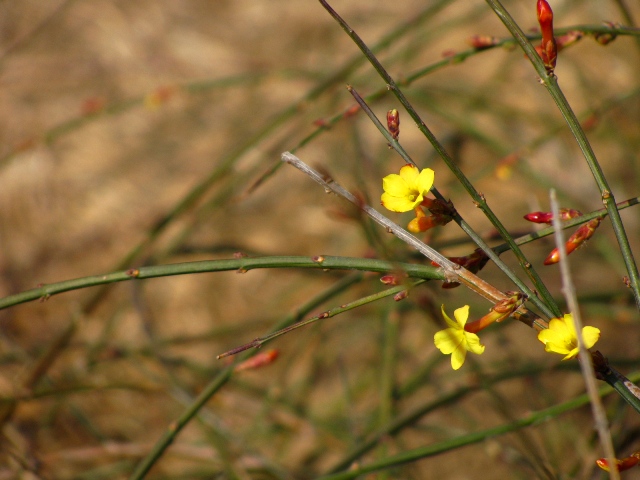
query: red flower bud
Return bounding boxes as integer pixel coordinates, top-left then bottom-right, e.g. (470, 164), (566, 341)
(544, 217), (602, 265)
(594, 22), (619, 46)
(524, 208), (582, 224)
(431, 248), (490, 289)
(234, 350), (279, 372)
(387, 109), (400, 140)
(394, 290), (408, 302)
(596, 454), (640, 472)
(537, 0), (557, 72)
(465, 291), (525, 333)
(468, 35), (499, 50)
(380, 274), (405, 285)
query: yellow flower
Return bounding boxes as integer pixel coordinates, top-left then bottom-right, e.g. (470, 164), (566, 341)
(381, 164), (435, 212)
(537, 313), (600, 360)
(434, 305), (485, 370)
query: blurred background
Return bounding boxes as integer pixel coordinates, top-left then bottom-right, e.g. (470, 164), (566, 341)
(0, 0), (639, 478)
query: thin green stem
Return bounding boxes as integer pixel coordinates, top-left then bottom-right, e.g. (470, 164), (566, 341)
(283, 152), (547, 332)
(0, 256), (443, 311)
(217, 280), (424, 359)
(484, 0), (640, 312)
(348, 86), (559, 319)
(129, 273), (363, 479)
(319, 0), (559, 319)
(318, 372), (640, 479)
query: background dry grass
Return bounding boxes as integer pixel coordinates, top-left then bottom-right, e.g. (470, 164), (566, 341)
(0, 0), (639, 479)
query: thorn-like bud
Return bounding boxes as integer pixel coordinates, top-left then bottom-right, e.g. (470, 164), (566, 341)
(468, 35), (500, 50)
(596, 454), (640, 472)
(537, 0), (557, 73)
(430, 248), (489, 289)
(524, 208), (582, 224)
(544, 217), (602, 265)
(594, 22), (619, 45)
(380, 274), (405, 285)
(343, 104), (360, 118)
(387, 109), (400, 140)
(394, 290), (408, 302)
(465, 291), (525, 333)
(234, 350), (280, 372)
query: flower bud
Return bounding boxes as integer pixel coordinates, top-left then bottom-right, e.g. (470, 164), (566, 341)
(596, 454), (640, 472)
(537, 0), (557, 72)
(468, 35), (499, 50)
(380, 274), (405, 285)
(594, 22), (619, 45)
(387, 109), (400, 140)
(394, 290), (408, 302)
(524, 208), (582, 224)
(431, 248), (489, 289)
(465, 291), (525, 333)
(234, 350), (279, 372)
(544, 217), (602, 265)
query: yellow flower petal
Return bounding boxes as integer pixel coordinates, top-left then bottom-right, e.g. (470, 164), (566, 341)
(453, 305), (470, 328)
(435, 305), (484, 370)
(450, 347), (466, 370)
(380, 165), (435, 213)
(416, 168), (435, 193)
(398, 164), (420, 182)
(382, 174), (411, 197)
(464, 332), (485, 355)
(582, 326), (600, 349)
(537, 312), (600, 361)
(440, 305), (459, 329)
(434, 328), (463, 354)
(381, 192), (417, 212)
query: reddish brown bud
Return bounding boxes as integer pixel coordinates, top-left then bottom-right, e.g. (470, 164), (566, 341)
(343, 104), (360, 118)
(556, 30), (583, 49)
(394, 290), (408, 302)
(524, 208), (582, 224)
(408, 215), (439, 233)
(380, 274), (405, 285)
(594, 22), (619, 45)
(468, 35), (499, 50)
(465, 291), (525, 333)
(81, 96), (106, 116)
(544, 217), (602, 265)
(422, 197), (455, 217)
(537, 0), (557, 72)
(596, 454), (640, 472)
(234, 350), (279, 372)
(387, 109), (400, 140)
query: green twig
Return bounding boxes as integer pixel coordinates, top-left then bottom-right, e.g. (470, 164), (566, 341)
(129, 273), (363, 479)
(0, 256), (443, 311)
(217, 280), (424, 359)
(318, 372), (640, 479)
(319, 0), (561, 320)
(484, 0), (640, 312)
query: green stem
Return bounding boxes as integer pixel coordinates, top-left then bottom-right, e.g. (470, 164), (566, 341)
(318, 372), (640, 479)
(129, 273), (363, 479)
(320, 0), (559, 319)
(0, 256), (443, 311)
(484, 0), (640, 311)
(217, 280), (424, 359)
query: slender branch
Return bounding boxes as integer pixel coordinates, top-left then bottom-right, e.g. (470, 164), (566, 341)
(217, 280), (424, 359)
(282, 152), (547, 331)
(484, 0), (640, 311)
(129, 273), (362, 479)
(550, 190), (619, 480)
(347, 85), (558, 319)
(319, 0), (560, 319)
(317, 372), (640, 480)
(0, 256), (444, 311)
